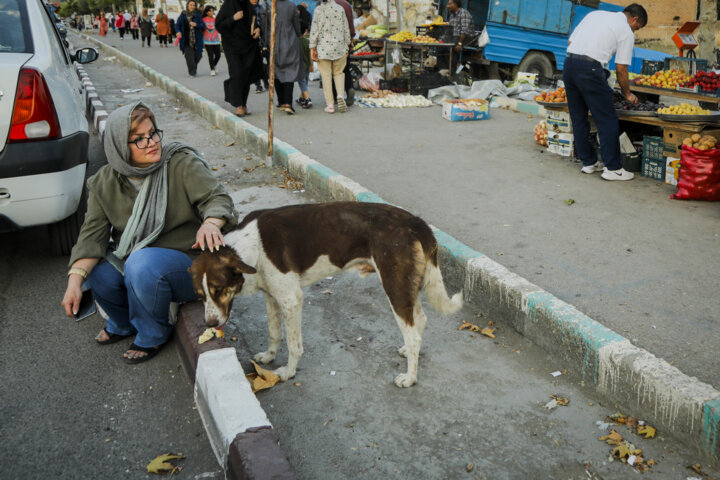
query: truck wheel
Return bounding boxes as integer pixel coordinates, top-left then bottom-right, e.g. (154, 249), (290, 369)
(516, 52), (554, 79)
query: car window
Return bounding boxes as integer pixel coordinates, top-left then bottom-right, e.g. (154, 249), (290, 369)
(39, 0), (71, 63)
(0, 0), (32, 53)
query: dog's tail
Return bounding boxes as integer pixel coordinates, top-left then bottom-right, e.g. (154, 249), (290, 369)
(423, 259), (463, 315)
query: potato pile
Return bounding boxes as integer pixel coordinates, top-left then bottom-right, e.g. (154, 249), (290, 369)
(683, 134), (718, 150)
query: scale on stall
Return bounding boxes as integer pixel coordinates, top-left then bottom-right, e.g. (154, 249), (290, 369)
(672, 21), (700, 58)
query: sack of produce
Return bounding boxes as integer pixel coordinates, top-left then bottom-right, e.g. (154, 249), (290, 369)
(534, 120), (548, 147)
(671, 134), (720, 201)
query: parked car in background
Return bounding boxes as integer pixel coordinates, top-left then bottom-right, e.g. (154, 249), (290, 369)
(0, 0), (98, 255)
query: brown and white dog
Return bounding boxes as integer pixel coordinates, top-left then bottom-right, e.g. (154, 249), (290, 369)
(189, 202), (463, 387)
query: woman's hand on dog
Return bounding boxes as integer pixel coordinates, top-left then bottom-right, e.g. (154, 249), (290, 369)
(193, 218), (226, 252)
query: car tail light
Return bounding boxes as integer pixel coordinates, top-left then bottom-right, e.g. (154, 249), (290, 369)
(9, 68), (61, 142)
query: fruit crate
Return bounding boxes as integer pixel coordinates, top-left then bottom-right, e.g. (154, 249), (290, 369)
(641, 136), (665, 181)
(641, 59), (665, 75)
(415, 24), (453, 43)
(663, 56), (708, 76)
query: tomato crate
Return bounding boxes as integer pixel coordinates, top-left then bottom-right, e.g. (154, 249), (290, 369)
(641, 135), (665, 180)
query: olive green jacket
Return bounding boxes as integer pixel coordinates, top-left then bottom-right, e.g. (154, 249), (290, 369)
(69, 152), (237, 266)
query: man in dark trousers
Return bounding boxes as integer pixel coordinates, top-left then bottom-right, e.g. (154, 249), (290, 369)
(563, 4), (646, 181)
(333, 0), (356, 105)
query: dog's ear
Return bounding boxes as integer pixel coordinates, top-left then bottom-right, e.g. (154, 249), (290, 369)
(225, 255), (257, 275)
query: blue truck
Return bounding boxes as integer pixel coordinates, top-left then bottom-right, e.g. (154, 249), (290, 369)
(437, 0), (668, 79)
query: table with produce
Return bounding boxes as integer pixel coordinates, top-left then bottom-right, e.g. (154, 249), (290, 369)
(532, 68), (720, 197)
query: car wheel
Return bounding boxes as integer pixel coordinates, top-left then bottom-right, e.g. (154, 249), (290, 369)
(48, 189), (86, 256)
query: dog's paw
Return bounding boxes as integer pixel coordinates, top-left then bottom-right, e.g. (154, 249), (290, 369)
(254, 350), (276, 364)
(394, 373), (417, 388)
(397, 346), (408, 358)
(273, 365), (296, 381)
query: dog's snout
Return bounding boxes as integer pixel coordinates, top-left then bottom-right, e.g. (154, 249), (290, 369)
(206, 318), (219, 327)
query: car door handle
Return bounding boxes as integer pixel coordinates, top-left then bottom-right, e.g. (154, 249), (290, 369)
(0, 190), (11, 201)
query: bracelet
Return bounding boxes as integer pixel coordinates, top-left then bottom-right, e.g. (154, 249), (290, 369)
(68, 267), (88, 280)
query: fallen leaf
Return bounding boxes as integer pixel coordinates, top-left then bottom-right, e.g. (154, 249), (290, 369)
(688, 464), (706, 476)
(225, 141), (235, 147)
(466, 463), (473, 472)
(612, 443), (641, 460)
(147, 453), (185, 474)
(550, 395), (569, 406)
(566, 198), (575, 205)
(243, 162), (266, 173)
(636, 425), (656, 439)
(626, 417), (638, 428)
(608, 413), (628, 424)
(245, 360), (280, 393)
(599, 430), (623, 445)
(480, 326), (496, 338)
(211, 166), (218, 171)
(458, 321), (481, 332)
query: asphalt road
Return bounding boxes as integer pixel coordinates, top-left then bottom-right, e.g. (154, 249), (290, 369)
(35, 30), (718, 479)
(83, 29), (720, 394)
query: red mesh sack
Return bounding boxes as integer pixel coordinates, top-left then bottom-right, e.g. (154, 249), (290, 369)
(671, 145), (720, 200)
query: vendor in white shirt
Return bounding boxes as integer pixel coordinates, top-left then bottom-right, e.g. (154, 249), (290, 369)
(563, 3), (646, 181)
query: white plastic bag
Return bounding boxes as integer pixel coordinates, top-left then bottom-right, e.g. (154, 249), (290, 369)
(478, 28), (490, 48)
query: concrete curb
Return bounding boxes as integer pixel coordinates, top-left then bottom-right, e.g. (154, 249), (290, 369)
(75, 31), (720, 463)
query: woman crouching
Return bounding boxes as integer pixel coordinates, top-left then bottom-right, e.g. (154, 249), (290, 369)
(61, 102), (236, 363)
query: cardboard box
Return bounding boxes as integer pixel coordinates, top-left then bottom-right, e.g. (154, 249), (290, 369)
(642, 135), (665, 180)
(548, 132), (574, 156)
(665, 156), (681, 186)
(663, 127), (720, 157)
(442, 99), (490, 122)
(545, 111), (572, 133)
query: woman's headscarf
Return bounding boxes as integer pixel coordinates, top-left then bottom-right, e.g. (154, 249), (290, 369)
(103, 101), (204, 273)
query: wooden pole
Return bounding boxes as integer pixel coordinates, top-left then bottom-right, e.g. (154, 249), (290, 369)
(267, 0), (277, 164)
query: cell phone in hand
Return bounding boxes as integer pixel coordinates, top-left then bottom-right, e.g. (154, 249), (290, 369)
(75, 288), (97, 322)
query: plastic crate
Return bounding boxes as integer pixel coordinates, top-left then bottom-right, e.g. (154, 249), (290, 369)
(663, 56), (708, 76)
(379, 77), (409, 93)
(408, 71), (451, 96)
(415, 24), (453, 43)
(641, 136), (665, 180)
(641, 59), (665, 75)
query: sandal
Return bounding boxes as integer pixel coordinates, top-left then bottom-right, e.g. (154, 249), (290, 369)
(123, 342), (167, 364)
(96, 328), (133, 345)
(324, 105), (335, 114)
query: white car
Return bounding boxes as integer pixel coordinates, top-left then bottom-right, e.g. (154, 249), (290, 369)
(0, 0), (98, 254)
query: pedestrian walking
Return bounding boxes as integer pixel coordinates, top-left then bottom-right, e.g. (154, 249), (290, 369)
(139, 9), (153, 47)
(115, 11), (125, 39)
(216, 0), (264, 117)
(309, 0), (350, 113)
(129, 12), (140, 40)
(98, 11), (108, 36)
(156, 8), (171, 47)
(250, 0), (269, 93)
(331, 0), (355, 105)
(272, 0), (305, 115)
(176, 0), (206, 77)
(563, 3), (646, 181)
(202, 6), (222, 76)
(123, 10), (132, 37)
(108, 11), (115, 33)
(61, 102), (236, 364)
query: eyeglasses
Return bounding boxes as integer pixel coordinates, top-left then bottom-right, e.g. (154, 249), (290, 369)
(128, 129), (163, 149)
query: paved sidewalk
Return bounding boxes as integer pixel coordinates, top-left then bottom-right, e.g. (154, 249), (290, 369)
(71, 29), (720, 475)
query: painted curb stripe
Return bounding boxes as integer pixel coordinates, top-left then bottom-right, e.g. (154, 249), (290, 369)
(195, 348), (272, 469)
(703, 399), (720, 455)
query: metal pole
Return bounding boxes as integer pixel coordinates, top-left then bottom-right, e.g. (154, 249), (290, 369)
(267, 0), (277, 164)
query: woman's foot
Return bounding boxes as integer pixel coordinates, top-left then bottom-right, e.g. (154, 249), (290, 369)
(123, 342), (167, 364)
(324, 105), (335, 114)
(279, 104), (295, 115)
(95, 328), (133, 345)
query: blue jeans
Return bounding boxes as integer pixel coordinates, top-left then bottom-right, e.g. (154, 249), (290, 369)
(298, 75), (309, 94)
(563, 55), (622, 170)
(88, 248), (197, 348)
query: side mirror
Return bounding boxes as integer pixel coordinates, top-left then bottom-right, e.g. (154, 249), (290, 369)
(73, 47), (99, 64)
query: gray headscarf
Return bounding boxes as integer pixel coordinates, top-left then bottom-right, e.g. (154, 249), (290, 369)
(103, 101), (205, 274)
